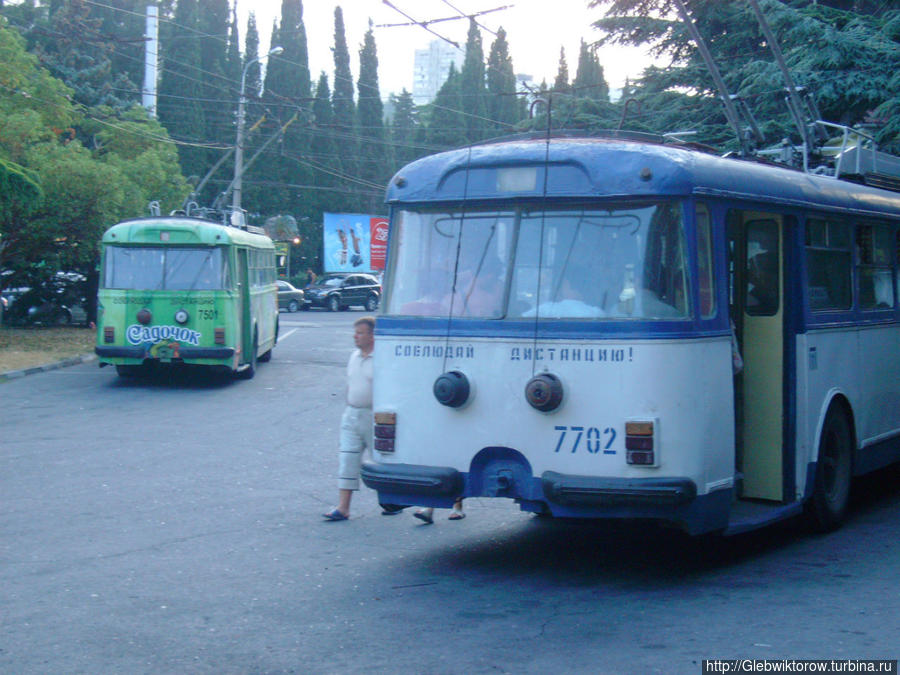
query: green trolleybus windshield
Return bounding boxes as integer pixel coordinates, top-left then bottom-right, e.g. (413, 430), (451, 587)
(386, 202), (690, 320)
(103, 246), (229, 291)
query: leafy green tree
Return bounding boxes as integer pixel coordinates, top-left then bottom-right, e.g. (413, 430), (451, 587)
(460, 18), (488, 143)
(0, 18), (189, 317)
(0, 157), (43, 291)
(486, 27), (522, 135)
(590, 0), (899, 148)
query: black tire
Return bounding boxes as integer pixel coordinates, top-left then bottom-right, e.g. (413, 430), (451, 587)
(365, 294), (378, 312)
(116, 364), (144, 377)
(806, 406), (853, 532)
(55, 308), (73, 326)
(328, 295), (340, 312)
(288, 299), (299, 313)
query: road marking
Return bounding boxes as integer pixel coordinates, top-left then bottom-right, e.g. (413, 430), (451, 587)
(279, 328), (298, 341)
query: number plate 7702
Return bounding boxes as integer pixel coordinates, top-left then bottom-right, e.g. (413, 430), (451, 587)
(553, 425), (617, 454)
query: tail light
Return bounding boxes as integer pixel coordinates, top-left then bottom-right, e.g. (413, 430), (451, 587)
(103, 326), (115, 343)
(374, 411), (396, 453)
(214, 327), (225, 345)
(625, 420), (657, 466)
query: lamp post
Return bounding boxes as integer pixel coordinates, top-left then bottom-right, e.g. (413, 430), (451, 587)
(232, 45), (283, 218)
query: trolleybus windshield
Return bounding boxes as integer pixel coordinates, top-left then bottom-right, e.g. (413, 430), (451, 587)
(103, 246), (229, 291)
(386, 201), (690, 320)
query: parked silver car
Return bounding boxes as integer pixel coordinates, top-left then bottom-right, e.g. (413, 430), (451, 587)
(276, 280), (306, 312)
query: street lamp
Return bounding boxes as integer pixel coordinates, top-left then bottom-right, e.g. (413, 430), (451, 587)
(232, 45), (283, 220)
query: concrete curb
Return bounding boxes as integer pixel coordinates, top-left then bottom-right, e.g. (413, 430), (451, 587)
(0, 353), (97, 383)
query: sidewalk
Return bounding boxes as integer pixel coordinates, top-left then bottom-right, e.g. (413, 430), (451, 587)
(0, 353), (97, 383)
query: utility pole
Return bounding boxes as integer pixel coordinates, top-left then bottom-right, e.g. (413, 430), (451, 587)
(142, 5), (159, 117)
(232, 46), (283, 219)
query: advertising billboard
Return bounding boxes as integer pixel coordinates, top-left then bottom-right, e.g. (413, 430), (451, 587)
(322, 213), (389, 273)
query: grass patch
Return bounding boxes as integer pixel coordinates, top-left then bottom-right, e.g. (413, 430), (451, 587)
(0, 326), (96, 373)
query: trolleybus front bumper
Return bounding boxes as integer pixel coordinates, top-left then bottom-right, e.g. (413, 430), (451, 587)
(362, 460), (732, 534)
(362, 461), (698, 508)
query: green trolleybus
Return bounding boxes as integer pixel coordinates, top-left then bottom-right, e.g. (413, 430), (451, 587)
(95, 216), (278, 379)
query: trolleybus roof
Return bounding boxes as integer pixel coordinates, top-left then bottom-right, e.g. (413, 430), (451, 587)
(386, 137), (900, 221)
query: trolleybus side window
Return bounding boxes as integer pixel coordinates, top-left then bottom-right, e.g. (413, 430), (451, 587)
(805, 219), (852, 311)
(695, 203), (716, 319)
(896, 227), (900, 303)
(856, 222), (895, 310)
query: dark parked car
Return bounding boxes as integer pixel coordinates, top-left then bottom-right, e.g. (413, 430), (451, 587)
(2, 274), (88, 326)
(302, 273), (380, 312)
(276, 280), (305, 312)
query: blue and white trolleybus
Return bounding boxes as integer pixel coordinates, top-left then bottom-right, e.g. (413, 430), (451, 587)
(361, 134), (900, 535)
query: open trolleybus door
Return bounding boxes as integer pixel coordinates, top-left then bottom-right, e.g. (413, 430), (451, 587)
(238, 247), (253, 369)
(728, 210), (796, 508)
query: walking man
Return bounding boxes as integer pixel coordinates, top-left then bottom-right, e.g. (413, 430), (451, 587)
(323, 316), (375, 521)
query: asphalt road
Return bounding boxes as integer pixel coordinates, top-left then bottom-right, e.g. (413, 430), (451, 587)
(2, 309), (899, 674)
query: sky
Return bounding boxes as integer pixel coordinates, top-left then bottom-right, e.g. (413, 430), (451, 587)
(240, 0), (657, 98)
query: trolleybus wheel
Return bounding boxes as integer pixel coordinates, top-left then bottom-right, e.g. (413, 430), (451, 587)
(259, 317), (277, 362)
(806, 406), (853, 532)
(237, 332), (258, 380)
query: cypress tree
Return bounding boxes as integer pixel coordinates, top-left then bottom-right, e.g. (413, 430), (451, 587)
(357, 20), (390, 212)
(389, 89), (420, 168)
(198, 2), (230, 83)
(573, 39), (609, 102)
(460, 18), (488, 143)
(311, 72), (339, 214)
(225, 5), (241, 94)
(426, 64), (466, 149)
(240, 13), (267, 217)
(197, 0), (231, 177)
(486, 27), (521, 134)
(554, 47), (570, 93)
(262, 0), (312, 218)
(158, 0), (206, 180)
(331, 6), (358, 209)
